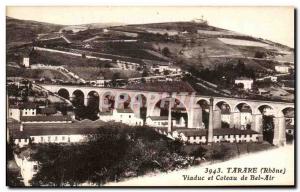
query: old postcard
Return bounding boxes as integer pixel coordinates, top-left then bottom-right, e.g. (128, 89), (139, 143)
(6, 6), (295, 187)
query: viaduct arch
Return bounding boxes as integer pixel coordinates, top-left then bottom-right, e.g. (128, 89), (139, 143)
(41, 84), (294, 146)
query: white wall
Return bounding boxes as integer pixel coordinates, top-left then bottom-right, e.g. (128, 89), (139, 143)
(22, 109), (36, 116)
(8, 108), (20, 121)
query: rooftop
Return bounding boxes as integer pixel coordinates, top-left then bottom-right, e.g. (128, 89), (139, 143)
(148, 116), (176, 121)
(11, 127), (100, 139)
(235, 77), (253, 81)
(10, 102), (37, 109)
(171, 128), (258, 137)
(20, 115), (72, 122)
(115, 108), (134, 113)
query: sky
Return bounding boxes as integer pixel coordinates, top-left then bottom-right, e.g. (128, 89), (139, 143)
(6, 6), (294, 47)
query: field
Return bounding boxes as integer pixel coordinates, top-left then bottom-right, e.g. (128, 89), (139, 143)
(65, 66), (142, 80)
(30, 50), (110, 67)
(6, 66), (70, 81)
(218, 38), (270, 47)
(6, 17), (62, 46)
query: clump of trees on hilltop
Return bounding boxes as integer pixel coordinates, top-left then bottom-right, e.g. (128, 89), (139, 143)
(189, 60), (256, 88)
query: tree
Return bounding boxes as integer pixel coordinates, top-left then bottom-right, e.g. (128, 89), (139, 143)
(254, 51), (266, 58)
(162, 47), (171, 57)
(142, 69), (149, 77)
(163, 70), (170, 75)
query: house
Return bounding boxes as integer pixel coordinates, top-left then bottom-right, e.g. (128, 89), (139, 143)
(98, 111), (114, 122)
(275, 65), (290, 73)
(12, 126), (99, 148)
(234, 77), (253, 90)
(99, 108), (143, 126)
(270, 76), (278, 82)
(8, 103), (37, 121)
(146, 116), (186, 128)
(112, 108), (143, 126)
(116, 60), (141, 71)
(146, 116), (176, 127)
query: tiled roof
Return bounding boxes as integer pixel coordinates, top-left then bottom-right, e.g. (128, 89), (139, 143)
(11, 127), (100, 139)
(171, 128), (258, 137)
(10, 103), (37, 109)
(148, 116), (176, 121)
(20, 103), (37, 109)
(115, 108), (134, 113)
(20, 115), (72, 122)
(39, 107), (57, 115)
(235, 77), (253, 81)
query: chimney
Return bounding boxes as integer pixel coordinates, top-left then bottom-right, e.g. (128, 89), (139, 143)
(20, 123), (23, 132)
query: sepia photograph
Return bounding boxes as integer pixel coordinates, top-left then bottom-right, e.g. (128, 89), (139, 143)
(5, 6), (295, 187)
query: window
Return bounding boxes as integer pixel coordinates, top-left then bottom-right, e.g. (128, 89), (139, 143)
(10, 112), (12, 116)
(41, 137), (43, 142)
(55, 136), (58, 141)
(48, 136), (51, 142)
(24, 138), (27, 142)
(25, 112), (27, 115)
(129, 115), (131, 118)
(32, 112), (35, 115)
(62, 136), (65, 141)
(18, 139), (21, 142)
(31, 137), (35, 141)
(68, 137), (70, 142)
(33, 165), (38, 171)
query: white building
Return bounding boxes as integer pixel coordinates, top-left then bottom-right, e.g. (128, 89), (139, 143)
(99, 108), (143, 126)
(23, 57), (30, 68)
(116, 60), (141, 71)
(8, 106), (21, 121)
(8, 103), (37, 121)
(270, 76), (278, 82)
(275, 65), (290, 73)
(235, 77), (253, 90)
(151, 64), (182, 74)
(20, 115), (73, 124)
(146, 116), (186, 128)
(112, 108), (144, 126)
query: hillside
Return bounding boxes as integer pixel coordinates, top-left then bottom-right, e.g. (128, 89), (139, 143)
(6, 17), (64, 48)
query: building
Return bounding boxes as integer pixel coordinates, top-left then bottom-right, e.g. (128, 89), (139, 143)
(165, 128), (260, 144)
(275, 65), (290, 73)
(270, 76), (278, 82)
(8, 103), (37, 121)
(146, 116), (176, 127)
(234, 77), (253, 90)
(23, 57), (30, 68)
(20, 115), (72, 124)
(12, 126), (98, 147)
(150, 64), (182, 74)
(116, 60), (141, 71)
(99, 108), (143, 126)
(112, 108), (143, 126)
(146, 116), (186, 128)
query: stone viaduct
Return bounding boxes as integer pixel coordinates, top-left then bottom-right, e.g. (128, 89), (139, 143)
(38, 84), (294, 146)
